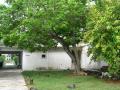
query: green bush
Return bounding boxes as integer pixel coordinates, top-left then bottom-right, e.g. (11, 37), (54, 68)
(0, 55), (5, 62)
(12, 55), (19, 65)
(85, 0), (120, 76)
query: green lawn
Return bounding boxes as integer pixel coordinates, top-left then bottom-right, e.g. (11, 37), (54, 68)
(22, 71), (120, 90)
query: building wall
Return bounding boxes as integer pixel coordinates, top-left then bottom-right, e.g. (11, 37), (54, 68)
(47, 49), (71, 70)
(3, 54), (12, 61)
(22, 51), (48, 70)
(22, 47), (107, 71)
(81, 46), (107, 70)
(22, 49), (72, 71)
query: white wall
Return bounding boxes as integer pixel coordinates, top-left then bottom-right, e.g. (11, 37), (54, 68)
(22, 49), (71, 71)
(22, 51), (48, 70)
(48, 49), (71, 70)
(81, 46), (108, 70)
(22, 47), (108, 71)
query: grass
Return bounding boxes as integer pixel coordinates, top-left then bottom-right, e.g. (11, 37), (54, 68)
(22, 71), (120, 90)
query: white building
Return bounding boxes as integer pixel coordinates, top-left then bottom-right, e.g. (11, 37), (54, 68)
(22, 46), (107, 71)
(3, 54), (12, 61)
(0, 45), (107, 71)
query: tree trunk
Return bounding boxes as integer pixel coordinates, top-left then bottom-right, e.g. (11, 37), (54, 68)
(71, 46), (82, 74)
(49, 32), (83, 74)
(72, 59), (80, 74)
(61, 44), (82, 74)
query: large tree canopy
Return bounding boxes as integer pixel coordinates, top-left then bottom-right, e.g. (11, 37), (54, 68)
(0, 0), (87, 74)
(85, 0), (120, 75)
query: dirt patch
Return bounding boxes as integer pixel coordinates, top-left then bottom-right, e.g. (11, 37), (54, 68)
(69, 71), (88, 76)
(105, 80), (120, 84)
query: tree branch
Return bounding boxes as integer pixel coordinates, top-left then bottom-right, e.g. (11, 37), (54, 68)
(49, 31), (75, 60)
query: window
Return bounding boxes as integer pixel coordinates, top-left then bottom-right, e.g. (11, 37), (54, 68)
(42, 54), (46, 58)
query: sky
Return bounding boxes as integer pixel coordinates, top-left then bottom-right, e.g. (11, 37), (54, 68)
(0, 0), (5, 5)
(0, 0), (9, 7)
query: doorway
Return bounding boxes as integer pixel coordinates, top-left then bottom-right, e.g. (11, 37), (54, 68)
(0, 51), (22, 69)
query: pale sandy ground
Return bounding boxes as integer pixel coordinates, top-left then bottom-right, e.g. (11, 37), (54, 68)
(0, 69), (28, 90)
